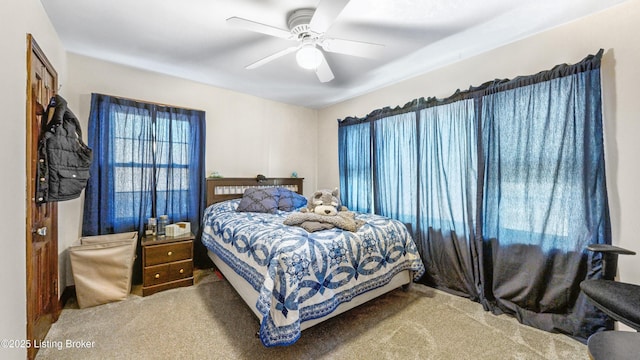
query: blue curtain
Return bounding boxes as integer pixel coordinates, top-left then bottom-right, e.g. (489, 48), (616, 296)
(417, 100), (479, 298)
(480, 59), (610, 337)
(153, 106), (207, 236)
(338, 121), (372, 213)
(337, 50), (610, 340)
(373, 112), (418, 227)
(82, 95), (154, 235)
(82, 94), (206, 238)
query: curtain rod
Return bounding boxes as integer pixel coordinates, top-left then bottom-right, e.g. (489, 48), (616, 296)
(91, 92), (205, 113)
(338, 49), (604, 126)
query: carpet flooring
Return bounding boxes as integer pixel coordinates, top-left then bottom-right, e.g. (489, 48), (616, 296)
(36, 269), (586, 359)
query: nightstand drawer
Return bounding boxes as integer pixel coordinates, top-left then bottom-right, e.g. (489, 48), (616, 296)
(144, 241), (192, 266)
(144, 259), (193, 286)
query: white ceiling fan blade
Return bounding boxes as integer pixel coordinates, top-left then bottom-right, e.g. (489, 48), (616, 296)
(315, 53), (334, 83)
(246, 46), (299, 69)
(309, 0), (351, 33)
(320, 38), (384, 58)
(227, 17), (292, 40)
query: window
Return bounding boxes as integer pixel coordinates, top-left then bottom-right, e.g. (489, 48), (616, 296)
(481, 80), (582, 248)
(338, 121), (373, 213)
(83, 94), (206, 237)
(112, 111), (192, 222)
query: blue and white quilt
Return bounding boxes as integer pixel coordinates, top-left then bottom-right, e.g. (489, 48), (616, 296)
(201, 199), (425, 347)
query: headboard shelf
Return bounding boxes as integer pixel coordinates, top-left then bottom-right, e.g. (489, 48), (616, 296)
(206, 177), (304, 206)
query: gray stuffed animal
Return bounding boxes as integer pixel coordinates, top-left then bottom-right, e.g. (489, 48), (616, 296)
(301, 188), (346, 215)
(285, 188), (364, 232)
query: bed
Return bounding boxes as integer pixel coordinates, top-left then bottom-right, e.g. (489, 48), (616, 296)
(201, 177), (425, 347)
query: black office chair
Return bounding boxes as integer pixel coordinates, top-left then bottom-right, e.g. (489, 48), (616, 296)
(580, 244), (640, 360)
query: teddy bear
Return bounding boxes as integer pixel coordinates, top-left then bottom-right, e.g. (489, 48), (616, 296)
(301, 188), (347, 215)
(284, 188), (364, 232)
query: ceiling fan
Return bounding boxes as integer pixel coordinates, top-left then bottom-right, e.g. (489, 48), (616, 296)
(227, 0), (384, 83)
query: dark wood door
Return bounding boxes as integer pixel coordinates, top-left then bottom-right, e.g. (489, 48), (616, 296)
(26, 34), (59, 360)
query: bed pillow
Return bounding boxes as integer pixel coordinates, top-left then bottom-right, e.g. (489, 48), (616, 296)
(277, 188), (307, 211)
(236, 187), (280, 213)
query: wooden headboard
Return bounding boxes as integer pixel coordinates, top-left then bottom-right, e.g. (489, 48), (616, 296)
(206, 177), (304, 206)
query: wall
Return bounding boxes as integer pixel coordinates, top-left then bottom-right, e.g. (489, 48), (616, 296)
(60, 53), (318, 287)
(0, 0), (67, 358)
(318, 0), (640, 289)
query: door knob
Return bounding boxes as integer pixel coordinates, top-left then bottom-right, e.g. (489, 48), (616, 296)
(35, 227), (47, 236)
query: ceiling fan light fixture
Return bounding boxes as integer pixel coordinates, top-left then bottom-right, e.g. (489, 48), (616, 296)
(296, 44), (322, 70)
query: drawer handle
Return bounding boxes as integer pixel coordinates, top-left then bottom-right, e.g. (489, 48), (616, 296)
(167, 251), (173, 256)
(154, 273), (160, 279)
(179, 268), (184, 274)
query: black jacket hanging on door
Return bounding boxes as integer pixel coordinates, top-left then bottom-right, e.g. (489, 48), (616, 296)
(36, 95), (93, 204)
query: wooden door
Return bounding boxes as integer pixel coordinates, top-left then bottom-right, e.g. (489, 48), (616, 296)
(26, 34), (59, 360)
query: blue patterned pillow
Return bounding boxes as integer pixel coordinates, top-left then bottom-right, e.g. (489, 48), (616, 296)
(236, 187), (280, 213)
(277, 188), (307, 211)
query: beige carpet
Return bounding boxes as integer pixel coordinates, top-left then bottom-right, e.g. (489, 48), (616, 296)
(36, 269), (586, 360)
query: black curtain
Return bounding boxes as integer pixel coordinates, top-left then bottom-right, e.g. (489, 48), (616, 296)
(478, 50), (611, 338)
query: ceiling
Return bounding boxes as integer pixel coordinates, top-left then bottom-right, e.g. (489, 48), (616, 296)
(40, 0), (626, 109)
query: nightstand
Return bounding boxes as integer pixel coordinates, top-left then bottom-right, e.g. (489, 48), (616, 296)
(141, 233), (194, 296)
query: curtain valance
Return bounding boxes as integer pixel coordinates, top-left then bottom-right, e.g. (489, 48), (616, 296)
(338, 49), (603, 127)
